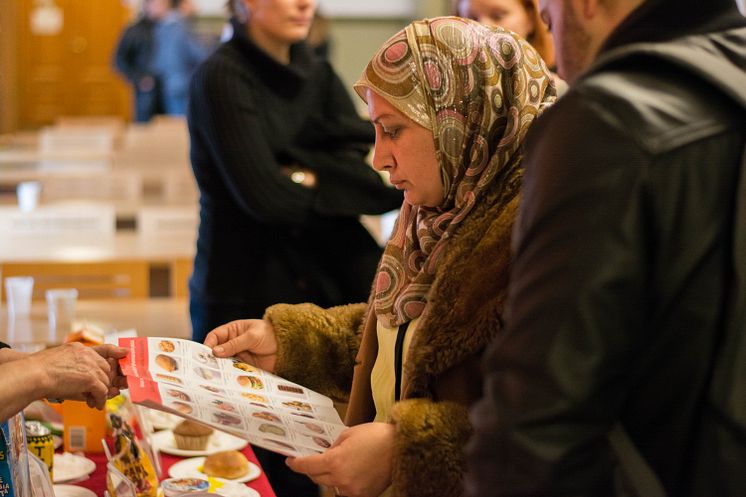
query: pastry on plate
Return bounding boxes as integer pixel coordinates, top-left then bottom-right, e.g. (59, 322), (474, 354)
(202, 450), (249, 479)
(172, 420), (214, 451)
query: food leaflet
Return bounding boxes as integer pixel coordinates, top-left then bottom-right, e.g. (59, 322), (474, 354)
(119, 338), (345, 457)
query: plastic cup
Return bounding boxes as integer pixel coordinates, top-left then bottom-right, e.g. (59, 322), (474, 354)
(6, 314), (35, 344)
(17, 181), (41, 212)
(46, 288), (78, 344)
(5, 276), (34, 317)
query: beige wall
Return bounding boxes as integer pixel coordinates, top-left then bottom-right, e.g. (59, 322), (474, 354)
(326, 0), (449, 108)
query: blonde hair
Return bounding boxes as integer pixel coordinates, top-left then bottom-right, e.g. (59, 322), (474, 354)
(521, 0), (554, 68)
(452, 0), (555, 68)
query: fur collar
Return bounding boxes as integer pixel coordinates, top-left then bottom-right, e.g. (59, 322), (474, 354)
(402, 178), (519, 398)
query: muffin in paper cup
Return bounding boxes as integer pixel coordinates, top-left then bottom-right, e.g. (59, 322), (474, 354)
(172, 420), (214, 451)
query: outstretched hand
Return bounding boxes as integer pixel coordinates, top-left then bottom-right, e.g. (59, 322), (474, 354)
(29, 343), (119, 409)
(286, 422), (395, 497)
(93, 344), (130, 397)
(204, 319), (278, 372)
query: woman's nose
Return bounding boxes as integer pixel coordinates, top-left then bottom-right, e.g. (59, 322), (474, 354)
(371, 140), (391, 172)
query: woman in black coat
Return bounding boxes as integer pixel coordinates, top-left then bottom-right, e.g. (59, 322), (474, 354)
(187, 0), (402, 344)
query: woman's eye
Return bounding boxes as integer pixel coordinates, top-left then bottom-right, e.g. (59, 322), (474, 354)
(383, 127), (400, 139)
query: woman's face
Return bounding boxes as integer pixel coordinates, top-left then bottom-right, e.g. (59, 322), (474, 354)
(244, 0), (315, 45)
(367, 89), (443, 208)
(458, 0), (534, 39)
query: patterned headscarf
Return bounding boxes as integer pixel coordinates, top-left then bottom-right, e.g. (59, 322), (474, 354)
(354, 17), (556, 328)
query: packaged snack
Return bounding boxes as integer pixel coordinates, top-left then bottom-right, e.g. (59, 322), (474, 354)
(108, 414), (158, 497)
(161, 477), (209, 497)
(0, 414), (31, 497)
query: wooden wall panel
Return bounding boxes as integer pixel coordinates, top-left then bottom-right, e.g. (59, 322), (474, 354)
(16, 0), (132, 129)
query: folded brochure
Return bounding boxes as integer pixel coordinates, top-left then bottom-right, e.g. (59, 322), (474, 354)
(119, 337), (345, 457)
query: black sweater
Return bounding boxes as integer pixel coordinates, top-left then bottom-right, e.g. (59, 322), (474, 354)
(187, 23), (402, 311)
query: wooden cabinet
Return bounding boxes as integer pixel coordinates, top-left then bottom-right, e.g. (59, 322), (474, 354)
(16, 0), (133, 128)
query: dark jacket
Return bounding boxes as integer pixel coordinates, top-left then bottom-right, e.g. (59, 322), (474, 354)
(466, 0), (746, 496)
(187, 22), (402, 337)
(113, 17), (160, 122)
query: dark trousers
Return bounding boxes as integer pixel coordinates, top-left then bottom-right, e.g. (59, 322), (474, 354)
(189, 299), (320, 497)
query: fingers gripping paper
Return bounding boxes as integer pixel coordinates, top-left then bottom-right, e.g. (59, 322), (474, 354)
(119, 337), (345, 457)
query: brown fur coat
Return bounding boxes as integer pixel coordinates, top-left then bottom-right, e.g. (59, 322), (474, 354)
(264, 179), (518, 497)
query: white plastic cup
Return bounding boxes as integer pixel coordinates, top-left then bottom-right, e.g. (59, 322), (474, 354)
(5, 276), (34, 317)
(6, 314), (35, 344)
(46, 288), (78, 344)
(17, 181), (42, 212)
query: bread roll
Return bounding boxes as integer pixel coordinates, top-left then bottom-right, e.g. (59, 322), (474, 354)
(202, 450), (249, 479)
(156, 354), (178, 372)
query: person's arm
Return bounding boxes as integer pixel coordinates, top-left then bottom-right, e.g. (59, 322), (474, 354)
(390, 399), (473, 496)
(0, 343), (127, 422)
(206, 302), (367, 400)
(189, 61), (323, 225)
(301, 66), (403, 216)
(285, 398), (472, 497)
(0, 345), (28, 364)
(188, 60), (401, 225)
(265, 302), (367, 401)
(183, 27), (210, 68)
(113, 25), (138, 82)
(466, 93), (650, 496)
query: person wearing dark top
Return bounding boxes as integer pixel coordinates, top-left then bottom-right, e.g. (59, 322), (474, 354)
(187, 0), (401, 494)
(113, 0), (166, 122)
(465, 0), (746, 495)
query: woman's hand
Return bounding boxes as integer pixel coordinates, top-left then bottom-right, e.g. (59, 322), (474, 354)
(204, 319), (278, 372)
(286, 422), (395, 497)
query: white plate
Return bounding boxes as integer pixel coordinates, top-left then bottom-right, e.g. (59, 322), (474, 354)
(53, 454), (96, 483)
(151, 429), (248, 457)
(213, 481), (260, 497)
(53, 484), (97, 497)
(168, 456), (261, 484)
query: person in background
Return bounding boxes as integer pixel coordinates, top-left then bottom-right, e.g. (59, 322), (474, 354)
(306, 12), (330, 58)
(151, 0), (210, 115)
(219, 0), (237, 43)
(113, 0), (167, 122)
(454, 0), (554, 69)
(466, 0), (746, 495)
(186, 0), (402, 494)
(0, 342), (128, 422)
(204, 17), (555, 497)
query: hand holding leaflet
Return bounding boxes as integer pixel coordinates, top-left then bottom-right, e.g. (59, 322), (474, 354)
(118, 337), (345, 458)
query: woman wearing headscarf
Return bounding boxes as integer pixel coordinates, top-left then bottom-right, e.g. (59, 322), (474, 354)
(205, 17), (556, 497)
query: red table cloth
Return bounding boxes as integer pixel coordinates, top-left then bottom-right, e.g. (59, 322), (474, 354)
(71, 445), (276, 497)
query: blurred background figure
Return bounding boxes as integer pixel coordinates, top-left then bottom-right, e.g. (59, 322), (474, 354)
(307, 12), (331, 58)
(187, 0), (402, 494)
(454, 0), (554, 70)
(151, 0), (211, 115)
(113, 0), (167, 122)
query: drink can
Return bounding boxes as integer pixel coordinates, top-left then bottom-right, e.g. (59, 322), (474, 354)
(25, 421), (54, 480)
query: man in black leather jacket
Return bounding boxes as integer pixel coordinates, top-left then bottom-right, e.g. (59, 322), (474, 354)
(466, 0), (746, 496)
